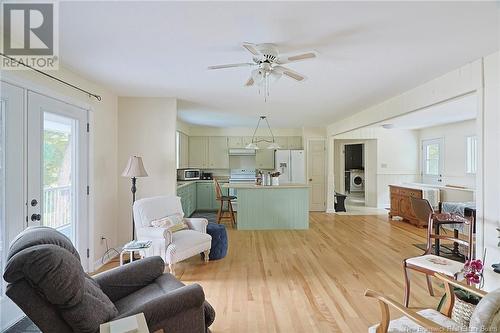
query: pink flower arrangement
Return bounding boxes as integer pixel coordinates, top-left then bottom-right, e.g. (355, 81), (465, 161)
(463, 259), (483, 285)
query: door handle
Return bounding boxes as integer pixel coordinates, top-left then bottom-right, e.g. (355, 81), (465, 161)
(309, 178), (313, 182)
(31, 213), (41, 221)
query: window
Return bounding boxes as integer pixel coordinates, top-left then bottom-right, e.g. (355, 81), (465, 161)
(466, 136), (477, 174)
(175, 131), (180, 169)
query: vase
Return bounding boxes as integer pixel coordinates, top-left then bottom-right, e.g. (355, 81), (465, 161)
(451, 296), (476, 327)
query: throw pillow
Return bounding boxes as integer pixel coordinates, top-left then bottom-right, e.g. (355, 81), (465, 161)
(151, 214), (188, 233)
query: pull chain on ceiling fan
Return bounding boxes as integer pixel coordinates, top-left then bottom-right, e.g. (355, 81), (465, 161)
(208, 42), (317, 101)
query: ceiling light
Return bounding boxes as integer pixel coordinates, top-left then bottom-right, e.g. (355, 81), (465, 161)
(381, 124), (395, 129)
(246, 116), (280, 150)
(245, 142), (259, 150)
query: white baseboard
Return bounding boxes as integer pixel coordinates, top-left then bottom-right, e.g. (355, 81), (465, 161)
(326, 208), (335, 214)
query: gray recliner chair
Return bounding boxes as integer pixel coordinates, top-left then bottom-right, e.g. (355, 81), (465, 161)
(3, 226), (215, 333)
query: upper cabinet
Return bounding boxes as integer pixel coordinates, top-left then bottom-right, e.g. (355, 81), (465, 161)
(274, 137), (289, 150)
(228, 136), (252, 148)
(189, 136), (229, 169)
(186, 134), (302, 169)
(178, 131), (189, 169)
(188, 136), (209, 168)
(288, 136), (303, 149)
(208, 136), (229, 169)
(255, 137), (275, 169)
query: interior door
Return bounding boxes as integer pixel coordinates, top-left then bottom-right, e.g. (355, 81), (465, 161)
(27, 91), (89, 269)
(0, 81), (25, 331)
(307, 139), (326, 211)
(422, 138), (444, 184)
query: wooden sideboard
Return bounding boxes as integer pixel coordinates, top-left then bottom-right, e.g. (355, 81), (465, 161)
(388, 185), (426, 227)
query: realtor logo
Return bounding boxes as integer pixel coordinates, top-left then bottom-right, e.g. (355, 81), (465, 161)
(1, 1), (59, 70)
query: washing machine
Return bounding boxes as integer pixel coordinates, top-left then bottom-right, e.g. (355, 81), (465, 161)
(350, 170), (365, 192)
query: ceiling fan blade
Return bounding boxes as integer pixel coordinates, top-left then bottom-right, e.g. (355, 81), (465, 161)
(242, 42), (260, 56)
(273, 66), (307, 82)
(244, 76), (255, 87)
(277, 51), (317, 64)
(208, 63), (254, 70)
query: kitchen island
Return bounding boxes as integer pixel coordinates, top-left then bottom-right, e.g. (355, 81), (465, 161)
(222, 183), (310, 230)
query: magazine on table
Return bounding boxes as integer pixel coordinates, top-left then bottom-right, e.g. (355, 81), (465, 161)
(123, 240), (152, 250)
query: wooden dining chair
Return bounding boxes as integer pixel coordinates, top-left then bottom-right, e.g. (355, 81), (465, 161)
(403, 197), (474, 307)
(213, 179), (236, 227)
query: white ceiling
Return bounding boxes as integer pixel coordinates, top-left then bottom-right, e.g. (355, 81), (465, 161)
(59, 1), (499, 127)
(373, 93), (477, 130)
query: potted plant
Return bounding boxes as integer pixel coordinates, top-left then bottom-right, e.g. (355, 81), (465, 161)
(451, 259), (484, 327)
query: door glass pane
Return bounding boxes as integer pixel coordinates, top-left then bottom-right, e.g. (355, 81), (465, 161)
(424, 143), (440, 175)
(43, 112), (76, 243)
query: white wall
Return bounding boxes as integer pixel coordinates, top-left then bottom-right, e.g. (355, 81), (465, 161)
(333, 127), (419, 208)
(418, 120), (476, 188)
(326, 51), (500, 271)
(2, 67), (119, 268)
(482, 52), (500, 274)
(117, 97), (177, 245)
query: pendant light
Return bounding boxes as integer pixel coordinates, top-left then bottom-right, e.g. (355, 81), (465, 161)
(245, 116), (281, 150)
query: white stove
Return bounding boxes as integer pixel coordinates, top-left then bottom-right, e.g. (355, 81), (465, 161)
(229, 169), (256, 211)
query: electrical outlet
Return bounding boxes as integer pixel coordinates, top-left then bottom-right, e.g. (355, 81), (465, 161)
(100, 236), (106, 245)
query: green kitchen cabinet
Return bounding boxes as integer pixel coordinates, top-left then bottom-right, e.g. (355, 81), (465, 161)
(196, 182), (229, 211)
(177, 182), (196, 217)
(196, 183), (214, 210)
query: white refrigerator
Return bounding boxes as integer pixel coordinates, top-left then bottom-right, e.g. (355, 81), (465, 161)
(275, 150), (306, 184)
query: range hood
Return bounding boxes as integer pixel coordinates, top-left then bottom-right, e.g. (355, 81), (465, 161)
(229, 148), (256, 156)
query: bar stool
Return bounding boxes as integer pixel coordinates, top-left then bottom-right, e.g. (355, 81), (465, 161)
(213, 179), (236, 227)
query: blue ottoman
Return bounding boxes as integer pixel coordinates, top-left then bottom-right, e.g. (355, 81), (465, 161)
(205, 222), (228, 260)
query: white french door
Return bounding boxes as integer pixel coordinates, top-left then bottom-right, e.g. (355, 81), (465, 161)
(27, 91), (89, 268)
(0, 83), (89, 331)
(422, 138), (444, 185)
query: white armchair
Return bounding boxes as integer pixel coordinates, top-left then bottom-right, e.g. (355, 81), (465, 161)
(133, 195), (212, 274)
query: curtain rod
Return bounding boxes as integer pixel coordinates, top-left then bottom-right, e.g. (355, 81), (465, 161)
(0, 53), (102, 101)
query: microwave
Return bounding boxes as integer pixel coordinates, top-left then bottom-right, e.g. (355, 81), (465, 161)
(177, 169), (201, 181)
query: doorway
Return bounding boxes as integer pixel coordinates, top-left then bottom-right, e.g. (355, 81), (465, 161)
(0, 82), (90, 330)
(421, 138), (444, 185)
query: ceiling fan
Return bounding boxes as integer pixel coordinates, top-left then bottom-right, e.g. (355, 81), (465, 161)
(208, 42), (317, 87)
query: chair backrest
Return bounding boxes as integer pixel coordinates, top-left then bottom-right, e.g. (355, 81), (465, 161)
(3, 226), (118, 333)
(469, 288), (500, 331)
(411, 196), (474, 258)
(213, 179), (222, 200)
(133, 195), (184, 228)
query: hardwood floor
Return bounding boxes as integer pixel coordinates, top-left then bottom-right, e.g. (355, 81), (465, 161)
(99, 212), (445, 332)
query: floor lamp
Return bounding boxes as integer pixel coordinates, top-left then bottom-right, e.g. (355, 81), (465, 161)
(122, 156), (148, 240)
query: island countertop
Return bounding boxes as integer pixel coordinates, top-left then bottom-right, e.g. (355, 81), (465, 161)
(222, 183), (310, 189)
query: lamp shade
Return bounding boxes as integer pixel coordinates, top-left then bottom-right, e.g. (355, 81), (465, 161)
(122, 156), (148, 178)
